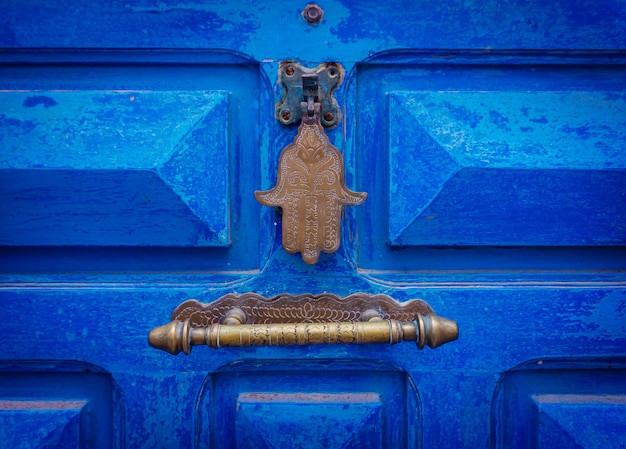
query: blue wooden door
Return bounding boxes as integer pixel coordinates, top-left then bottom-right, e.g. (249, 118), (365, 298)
(1, 1), (625, 448)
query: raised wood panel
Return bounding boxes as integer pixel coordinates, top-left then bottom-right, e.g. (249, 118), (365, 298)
(235, 393), (383, 449)
(0, 400), (86, 448)
(494, 361), (626, 449)
(388, 91), (626, 246)
(0, 363), (121, 449)
(533, 394), (626, 449)
(0, 90), (230, 246)
(354, 60), (626, 270)
(201, 362), (420, 449)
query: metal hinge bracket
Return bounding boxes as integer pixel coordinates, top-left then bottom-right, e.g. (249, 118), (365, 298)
(276, 61), (343, 128)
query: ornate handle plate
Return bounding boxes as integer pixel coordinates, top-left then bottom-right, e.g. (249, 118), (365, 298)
(148, 293), (458, 355)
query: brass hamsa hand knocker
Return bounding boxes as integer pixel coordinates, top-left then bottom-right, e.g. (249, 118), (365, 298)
(255, 62), (367, 264)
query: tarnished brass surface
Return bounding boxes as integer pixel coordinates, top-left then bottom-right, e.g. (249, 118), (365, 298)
(255, 108), (367, 264)
(169, 292), (434, 325)
(148, 293), (458, 355)
(415, 314), (460, 349)
(148, 315), (458, 355)
(261, 61), (366, 263)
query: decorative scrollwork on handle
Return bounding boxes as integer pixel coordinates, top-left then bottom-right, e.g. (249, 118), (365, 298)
(170, 292), (436, 325)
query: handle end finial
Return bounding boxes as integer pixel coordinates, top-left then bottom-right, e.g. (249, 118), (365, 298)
(148, 320), (191, 355)
(416, 314), (459, 349)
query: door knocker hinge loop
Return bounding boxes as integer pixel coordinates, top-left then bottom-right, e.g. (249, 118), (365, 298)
(276, 62), (341, 128)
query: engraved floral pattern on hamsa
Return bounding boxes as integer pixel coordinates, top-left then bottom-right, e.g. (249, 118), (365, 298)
(255, 121), (367, 264)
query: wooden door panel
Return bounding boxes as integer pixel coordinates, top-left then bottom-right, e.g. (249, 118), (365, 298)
(0, 401), (85, 449)
(387, 90), (626, 246)
(353, 60), (626, 270)
(202, 362), (419, 449)
(235, 393), (383, 449)
(494, 361), (626, 449)
(1, 90), (230, 247)
(0, 58), (264, 270)
(0, 362), (122, 449)
(534, 395), (626, 449)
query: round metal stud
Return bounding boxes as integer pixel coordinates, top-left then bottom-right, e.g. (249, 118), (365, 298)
(303, 4), (323, 24)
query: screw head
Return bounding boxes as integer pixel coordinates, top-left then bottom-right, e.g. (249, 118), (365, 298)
(281, 110), (292, 121)
(323, 112), (334, 122)
(285, 66), (295, 76)
(303, 4), (323, 24)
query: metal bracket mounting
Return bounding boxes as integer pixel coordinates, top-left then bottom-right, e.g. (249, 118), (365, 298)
(276, 61), (344, 128)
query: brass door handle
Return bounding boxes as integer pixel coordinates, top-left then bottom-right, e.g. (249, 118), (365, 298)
(149, 313), (457, 355)
(148, 293), (458, 355)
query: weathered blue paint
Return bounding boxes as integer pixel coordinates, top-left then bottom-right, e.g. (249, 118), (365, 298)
(0, 362), (122, 448)
(493, 359), (626, 448)
(387, 91), (626, 246)
(0, 59), (264, 269)
(353, 57), (626, 271)
(0, 1), (625, 448)
(205, 361), (416, 448)
(1, 1), (626, 60)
